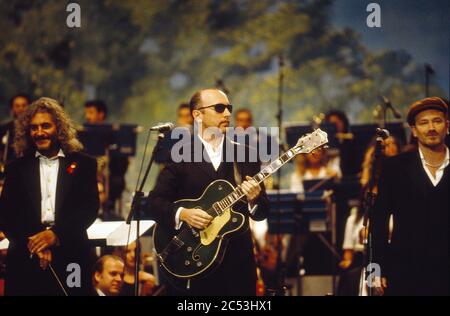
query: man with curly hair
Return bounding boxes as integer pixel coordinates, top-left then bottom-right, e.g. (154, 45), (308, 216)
(0, 97), (99, 295)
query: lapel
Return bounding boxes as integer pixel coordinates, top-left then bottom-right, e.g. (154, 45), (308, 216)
(20, 154), (41, 222)
(190, 135), (219, 181)
(55, 154), (75, 218)
(216, 138), (230, 178)
(218, 138), (240, 182)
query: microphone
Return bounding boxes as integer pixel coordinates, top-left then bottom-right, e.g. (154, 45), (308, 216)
(380, 96), (402, 119)
(150, 122), (174, 132)
(376, 128), (390, 140)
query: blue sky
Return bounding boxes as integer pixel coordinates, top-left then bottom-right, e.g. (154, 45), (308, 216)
(331, 0), (449, 96)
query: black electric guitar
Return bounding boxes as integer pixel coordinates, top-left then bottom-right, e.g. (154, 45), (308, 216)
(153, 129), (328, 280)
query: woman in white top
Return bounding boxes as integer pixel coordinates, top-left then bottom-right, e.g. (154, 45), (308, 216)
(289, 149), (341, 192)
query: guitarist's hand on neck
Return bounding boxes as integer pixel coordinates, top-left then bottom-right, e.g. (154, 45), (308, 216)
(241, 176), (261, 208)
(180, 208), (213, 230)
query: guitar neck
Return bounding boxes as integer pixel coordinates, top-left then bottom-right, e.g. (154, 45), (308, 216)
(252, 148), (298, 185)
(211, 148), (298, 215)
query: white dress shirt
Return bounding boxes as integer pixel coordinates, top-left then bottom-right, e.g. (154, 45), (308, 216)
(36, 149), (65, 224)
(198, 133), (224, 171)
(419, 146), (449, 187)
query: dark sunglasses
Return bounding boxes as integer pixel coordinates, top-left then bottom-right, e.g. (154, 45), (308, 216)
(197, 103), (233, 113)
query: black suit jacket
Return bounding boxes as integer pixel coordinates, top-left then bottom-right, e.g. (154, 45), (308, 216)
(372, 149), (449, 295)
(145, 137), (270, 295)
(0, 151), (99, 295)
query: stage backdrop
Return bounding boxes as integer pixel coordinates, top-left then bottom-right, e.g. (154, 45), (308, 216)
(0, 0), (448, 191)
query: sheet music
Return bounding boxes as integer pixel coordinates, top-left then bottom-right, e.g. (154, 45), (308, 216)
(87, 220), (123, 240)
(0, 238), (9, 250)
(106, 220), (155, 246)
(87, 220), (155, 246)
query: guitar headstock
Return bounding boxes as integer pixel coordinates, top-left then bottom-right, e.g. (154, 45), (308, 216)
(293, 128), (329, 154)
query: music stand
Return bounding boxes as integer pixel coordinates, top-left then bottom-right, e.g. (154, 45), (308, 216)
(303, 178), (335, 193)
(285, 124), (312, 150)
(87, 220), (155, 247)
(265, 191), (301, 295)
(154, 128), (190, 164)
(110, 124), (138, 157)
(0, 238), (8, 251)
(266, 186), (340, 295)
(266, 191), (302, 235)
(78, 124), (114, 156)
(80, 124), (138, 217)
(285, 123), (338, 149)
(79, 123), (138, 157)
(348, 122), (407, 170)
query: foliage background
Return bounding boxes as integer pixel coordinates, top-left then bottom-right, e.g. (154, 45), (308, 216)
(1, 0), (448, 193)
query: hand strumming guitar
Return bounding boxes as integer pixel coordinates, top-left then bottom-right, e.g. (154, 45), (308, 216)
(180, 208), (213, 230)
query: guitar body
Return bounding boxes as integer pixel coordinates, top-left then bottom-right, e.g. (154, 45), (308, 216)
(153, 179), (246, 280)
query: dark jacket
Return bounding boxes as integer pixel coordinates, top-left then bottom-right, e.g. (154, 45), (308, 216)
(0, 151), (99, 295)
(145, 137), (270, 296)
(372, 149), (449, 296)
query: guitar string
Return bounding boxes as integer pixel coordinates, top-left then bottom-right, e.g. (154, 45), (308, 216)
(191, 135), (323, 219)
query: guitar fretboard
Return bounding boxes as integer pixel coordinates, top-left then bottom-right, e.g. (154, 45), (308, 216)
(209, 148), (299, 216)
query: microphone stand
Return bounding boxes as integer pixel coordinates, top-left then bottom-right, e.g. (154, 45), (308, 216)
(425, 64), (435, 97)
(125, 130), (166, 296)
(381, 100), (387, 129)
(380, 96), (402, 122)
(273, 54), (287, 296)
(361, 129), (385, 296)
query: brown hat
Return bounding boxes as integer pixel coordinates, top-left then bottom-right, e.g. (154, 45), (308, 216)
(407, 97), (448, 126)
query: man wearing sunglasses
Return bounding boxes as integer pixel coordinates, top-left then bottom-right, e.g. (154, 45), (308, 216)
(147, 88), (270, 296)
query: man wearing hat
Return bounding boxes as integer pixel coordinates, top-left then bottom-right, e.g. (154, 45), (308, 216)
(372, 97), (449, 295)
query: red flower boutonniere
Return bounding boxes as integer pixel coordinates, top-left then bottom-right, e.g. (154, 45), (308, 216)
(66, 162), (78, 175)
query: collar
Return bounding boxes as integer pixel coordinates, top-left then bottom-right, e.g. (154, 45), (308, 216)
(419, 145), (449, 169)
(35, 149), (66, 160)
(95, 288), (106, 296)
(197, 133), (225, 153)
